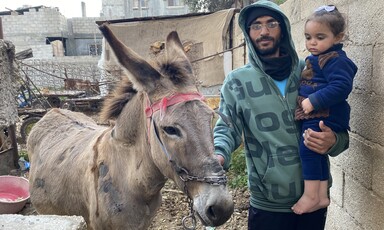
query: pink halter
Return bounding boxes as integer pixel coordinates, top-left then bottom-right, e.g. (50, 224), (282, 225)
(145, 92), (206, 120)
(145, 92), (206, 138)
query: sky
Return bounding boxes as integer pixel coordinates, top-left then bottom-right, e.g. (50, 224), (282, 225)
(0, 0), (102, 18)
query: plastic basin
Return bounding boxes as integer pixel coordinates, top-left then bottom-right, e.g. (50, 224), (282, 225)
(0, 175), (30, 214)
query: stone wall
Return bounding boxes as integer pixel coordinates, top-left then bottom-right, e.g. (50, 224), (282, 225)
(280, 0), (384, 229)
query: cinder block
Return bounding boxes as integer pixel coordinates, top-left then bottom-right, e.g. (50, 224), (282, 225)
(326, 202), (362, 230)
(348, 0), (383, 45)
(332, 134), (373, 189)
(346, 45), (373, 92)
(372, 147), (384, 198)
(344, 175), (384, 230)
(372, 44), (384, 95)
(349, 93), (384, 147)
(329, 164), (344, 207)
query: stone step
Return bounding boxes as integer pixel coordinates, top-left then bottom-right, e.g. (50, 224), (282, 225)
(0, 214), (86, 230)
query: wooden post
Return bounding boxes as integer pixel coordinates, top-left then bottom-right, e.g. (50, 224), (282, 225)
(0, 17), (3, 39)
(8, 125), (19, 168)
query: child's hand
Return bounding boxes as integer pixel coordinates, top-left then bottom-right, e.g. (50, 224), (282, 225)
(302, 98), (314, 114)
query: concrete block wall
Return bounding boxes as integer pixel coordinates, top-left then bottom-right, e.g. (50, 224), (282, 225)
(66, 17), (105, 56)
(2, 7), (67, 38)
(70, 17), (104, 35)
(0, 7), (105, 57)
(280, 0), (384, 229)
(1, 7), (68, 57)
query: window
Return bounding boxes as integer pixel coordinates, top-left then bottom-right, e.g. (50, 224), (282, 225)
(168, 0), (184, 6)
(89, 44), (102, 56)
(133, 0), (148, 8)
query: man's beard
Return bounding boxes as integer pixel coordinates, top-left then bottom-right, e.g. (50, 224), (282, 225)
(254, 36), (281, 56)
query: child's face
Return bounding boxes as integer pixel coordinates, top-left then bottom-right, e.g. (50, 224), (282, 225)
(304, 21), (343, 55)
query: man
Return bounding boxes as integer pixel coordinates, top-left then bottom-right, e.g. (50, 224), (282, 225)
(213, 1), (349, 229)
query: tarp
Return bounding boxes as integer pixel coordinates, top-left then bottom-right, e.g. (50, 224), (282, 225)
(99, 9), (236, 88)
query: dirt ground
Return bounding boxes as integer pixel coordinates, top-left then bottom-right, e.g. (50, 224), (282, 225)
(19, 179), (249, 230)
(148, 181), (249, 230)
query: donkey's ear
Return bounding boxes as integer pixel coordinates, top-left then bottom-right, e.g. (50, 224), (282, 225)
(98, 23), (161, 92)
(165, 31), (188, 61)
(165, 31), (194, 84)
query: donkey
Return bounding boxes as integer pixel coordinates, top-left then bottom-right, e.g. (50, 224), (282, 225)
(27, 23), (234, 230)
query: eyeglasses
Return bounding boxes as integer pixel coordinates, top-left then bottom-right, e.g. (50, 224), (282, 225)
(249, 21), (280, 31)
(315, 5), (336, 12)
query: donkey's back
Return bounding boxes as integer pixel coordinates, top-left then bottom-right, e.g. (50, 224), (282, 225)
(27, 108), (107, 217)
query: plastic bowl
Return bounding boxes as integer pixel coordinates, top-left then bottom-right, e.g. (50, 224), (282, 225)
(0, 175), (30, 214)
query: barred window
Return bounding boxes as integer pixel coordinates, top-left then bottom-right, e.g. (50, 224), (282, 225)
(89, 44), (102, 56)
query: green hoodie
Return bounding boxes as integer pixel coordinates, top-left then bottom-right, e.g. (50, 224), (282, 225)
(213, 0), (349, 212)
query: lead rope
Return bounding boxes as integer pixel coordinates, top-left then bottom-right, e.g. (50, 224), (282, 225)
(147, 96), (228, 230)
(151, 118), (227, 229)
(152, 119), (197, 230)
(182, 197), (197, 230)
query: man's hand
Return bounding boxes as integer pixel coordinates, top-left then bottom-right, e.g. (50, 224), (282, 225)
(303, 121), (336, 154)
(216, 154), (225, 166)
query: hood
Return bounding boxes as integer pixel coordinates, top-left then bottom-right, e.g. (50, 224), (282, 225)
(238, 0), (298, 71)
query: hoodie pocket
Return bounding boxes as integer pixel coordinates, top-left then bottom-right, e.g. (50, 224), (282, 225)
(260, 151), (302, 204)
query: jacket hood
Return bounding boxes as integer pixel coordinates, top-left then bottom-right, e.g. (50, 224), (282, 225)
(238, 0), (298, 71)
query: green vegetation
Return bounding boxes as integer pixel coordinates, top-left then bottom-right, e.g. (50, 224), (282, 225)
(227, 146), (248, 189)
(275, 0), (287, 5)
(18, 150), (29, 162)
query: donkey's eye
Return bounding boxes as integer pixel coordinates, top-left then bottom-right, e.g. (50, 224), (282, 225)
(162, 126), (180, 136)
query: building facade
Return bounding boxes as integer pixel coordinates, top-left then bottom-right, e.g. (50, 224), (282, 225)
(102, 0), (190, 19)
(0, 1), (190, 58)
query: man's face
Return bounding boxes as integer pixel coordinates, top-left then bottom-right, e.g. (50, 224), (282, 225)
(249, 16), (282, 58)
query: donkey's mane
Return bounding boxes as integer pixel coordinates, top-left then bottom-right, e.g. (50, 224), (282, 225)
(100, 77), (137, 121)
